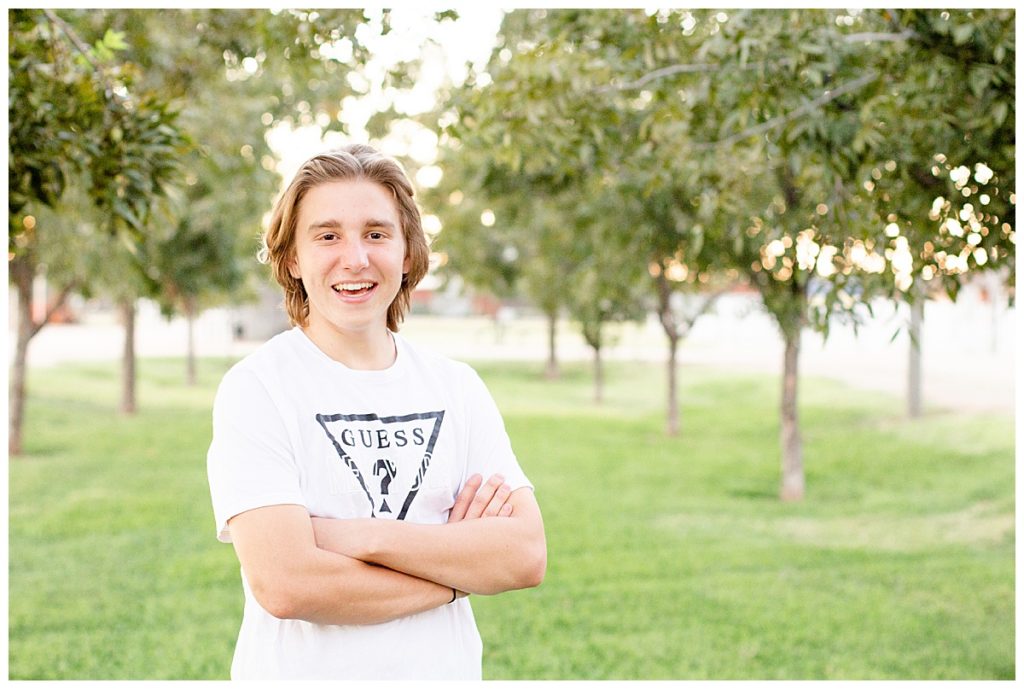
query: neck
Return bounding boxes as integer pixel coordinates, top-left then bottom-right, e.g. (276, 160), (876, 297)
(302, 322), (396, 370)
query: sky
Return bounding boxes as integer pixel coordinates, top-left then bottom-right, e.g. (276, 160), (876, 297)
(266, 7), (505, 184)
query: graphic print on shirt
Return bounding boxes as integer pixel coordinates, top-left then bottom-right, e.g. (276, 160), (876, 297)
(315, 410), (445, 519)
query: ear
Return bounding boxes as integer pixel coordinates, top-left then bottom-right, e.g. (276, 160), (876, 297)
(403, 253), (411, 276)
(287, 254), (301, 280)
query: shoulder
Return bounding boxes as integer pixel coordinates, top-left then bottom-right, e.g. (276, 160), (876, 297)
(395, 334), (494, 406)
(396, 333), (478, 382)
(235, 327), (304, 371)
(215, 329), (303, 401)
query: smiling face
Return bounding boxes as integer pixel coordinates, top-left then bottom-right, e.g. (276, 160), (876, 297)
(289, 179), (410, 347)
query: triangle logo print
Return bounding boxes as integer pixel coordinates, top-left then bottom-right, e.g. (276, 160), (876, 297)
(315, 410), (445, 520)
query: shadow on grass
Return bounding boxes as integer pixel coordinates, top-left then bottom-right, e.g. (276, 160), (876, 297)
(726, 487), (779, 501)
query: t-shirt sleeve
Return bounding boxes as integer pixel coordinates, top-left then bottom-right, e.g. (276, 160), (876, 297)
(207, 366), (306, 543)
(460, 365), (533, 493)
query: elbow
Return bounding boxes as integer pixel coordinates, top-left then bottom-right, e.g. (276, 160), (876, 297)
(477, 541), (546, 595)
(249, 576), (306, 621)
(528, 545), (548, 588)
(517, 541), (547, 590)
(514, 521), (547, 589)
(261, 592), (303, 621)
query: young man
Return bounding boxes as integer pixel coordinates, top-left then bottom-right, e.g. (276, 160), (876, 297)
(207, 144), (546, 680)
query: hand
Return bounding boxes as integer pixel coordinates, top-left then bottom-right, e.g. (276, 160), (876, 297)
(448, 473), (513, 523)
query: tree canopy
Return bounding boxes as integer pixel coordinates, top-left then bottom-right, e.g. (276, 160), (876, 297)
(430, 8), (1015, 499)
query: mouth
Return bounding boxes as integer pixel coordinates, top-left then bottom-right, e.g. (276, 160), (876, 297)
(331, 281), (377, 297)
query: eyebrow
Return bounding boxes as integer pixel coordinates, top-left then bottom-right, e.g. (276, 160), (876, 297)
(306, 218), (397, 232)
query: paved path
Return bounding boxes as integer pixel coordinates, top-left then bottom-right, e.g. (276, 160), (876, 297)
(13, 290), (1015, 415)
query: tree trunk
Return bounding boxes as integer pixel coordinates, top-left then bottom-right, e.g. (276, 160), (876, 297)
(666, 333), (680, 437)
(9, 259), (35, 456)
(120, 299), (137, 415)
(9, 257), (77, 455)
(779, 330), (804, 501)
(592, 344), (604, 404)
(654, 271), (682, 437)
(544, 308), (559, 380)
(907, 295), (923, 418)
(185, 298), (197, 386)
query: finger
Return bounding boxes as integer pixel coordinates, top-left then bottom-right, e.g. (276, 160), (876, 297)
(499, 503), (513, 517)
(483, 483), (512, 517)
(466, 473), (504, 520)
(448, 474), (483, 522)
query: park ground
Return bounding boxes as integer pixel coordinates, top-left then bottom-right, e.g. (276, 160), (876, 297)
(16, 285), (1016, 414)
(7, 299), (1015, 678)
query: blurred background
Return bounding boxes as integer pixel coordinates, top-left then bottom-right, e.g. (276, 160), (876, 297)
(7, 8), (1015, 680)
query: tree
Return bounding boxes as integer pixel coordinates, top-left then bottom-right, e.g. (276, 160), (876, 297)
(854, 9), (1015, 417)
(150, 218), (250, 386)
(426, 148), (523, 304)
(434, 8), (1015, 499)
(427, 145), (573, 378)
(617, 148), (740, 436)
(439, 9), (742, 433)
(562, 181), (649, 403)
(9, 9), (186, 453)
(11, 8), (426, 434)
(60, 9), (378, 390)
(642, 8), (1013, 496)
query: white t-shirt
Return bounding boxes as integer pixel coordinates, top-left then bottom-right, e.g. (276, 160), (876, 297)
(207, 328), (532, 680)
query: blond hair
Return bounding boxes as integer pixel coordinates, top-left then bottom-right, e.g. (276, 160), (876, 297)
(260, 144), (429, 331)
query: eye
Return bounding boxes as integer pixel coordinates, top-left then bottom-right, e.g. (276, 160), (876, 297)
(368, 231), (385, 240)
(319, 232), (338, 241)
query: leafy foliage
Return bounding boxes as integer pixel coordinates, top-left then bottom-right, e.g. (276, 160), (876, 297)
(431, 8), (1015, 496)
(9, 9), (187, 246)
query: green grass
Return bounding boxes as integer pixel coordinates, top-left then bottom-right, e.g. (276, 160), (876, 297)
(8, 357), (1015, 679)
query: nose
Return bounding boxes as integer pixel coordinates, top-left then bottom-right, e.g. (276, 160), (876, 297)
(337, 238), (369, 271)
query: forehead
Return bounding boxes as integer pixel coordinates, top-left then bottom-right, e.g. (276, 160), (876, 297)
(297, 178), (400, 225)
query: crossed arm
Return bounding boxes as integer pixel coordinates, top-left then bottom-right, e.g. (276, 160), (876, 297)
(227, 474), (546, 626)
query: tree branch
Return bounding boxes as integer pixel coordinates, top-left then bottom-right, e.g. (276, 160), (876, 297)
(42, 9), (97, 69)
(598, 63), (716, 93)
(693, 71), (879, 150)
(681, 280), (736, 330)
(597, 59), (791, 93)
(30, 282), (78, 339)
(42, 8), (125, 105)
(885, 8), (904, 32)
(843, 30), (916, 43)
(654, 270), (678, 338)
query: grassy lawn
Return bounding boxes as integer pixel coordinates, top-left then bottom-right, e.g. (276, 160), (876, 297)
(8, 356), (1015, 679)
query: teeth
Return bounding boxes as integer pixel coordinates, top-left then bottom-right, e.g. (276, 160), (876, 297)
(332, 282), (374, 292)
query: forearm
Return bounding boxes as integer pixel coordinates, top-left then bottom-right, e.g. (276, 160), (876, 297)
(314, 489), (546, 595)
(229, 504), (455, 626)
(367, 518), (545, 595)
(269, 549), (456, 625)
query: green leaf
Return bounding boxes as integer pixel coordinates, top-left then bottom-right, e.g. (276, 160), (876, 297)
(102, 29), (129, 52)
(92, 41), (114, 62)
(113, 198), (141, 230)
(969, 66), (992, 99)
(991, 101), (1008, 126)
(952, 23), (974, 46)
